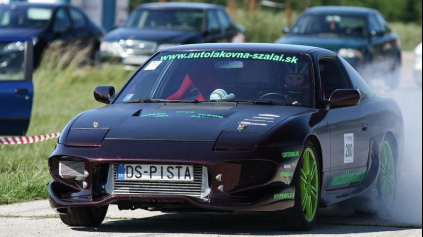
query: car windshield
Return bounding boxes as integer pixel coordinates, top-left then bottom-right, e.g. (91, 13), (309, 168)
(125, 9), (204, 31)
(115, 51), (312, 107)
(291, 14), (368, 38)
(0, 6), (53, 29)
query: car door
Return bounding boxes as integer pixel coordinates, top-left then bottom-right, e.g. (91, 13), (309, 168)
(320, 57), (370, 190)
(51, 7), (74, 43)
(0, 38), (34, 136)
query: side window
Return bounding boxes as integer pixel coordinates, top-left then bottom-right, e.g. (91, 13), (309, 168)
(339, 57), (374, 102)
(216, 10), (231, 31)
(376, 14), (392, 33)
(369, 15), (384, 34)
(69, 8), (87, 29)
(53, 8), (72, 33)
(207, 10), (220, 33)
(319, 57), (350, 98)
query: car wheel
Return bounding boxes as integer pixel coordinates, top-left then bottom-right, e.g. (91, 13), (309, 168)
(377, 138), (397, 210)
(275, 141), (321, 231)
(59, 205), (109, 227)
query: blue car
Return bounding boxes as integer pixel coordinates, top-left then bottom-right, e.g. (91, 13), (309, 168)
(0, 38), (34, 136)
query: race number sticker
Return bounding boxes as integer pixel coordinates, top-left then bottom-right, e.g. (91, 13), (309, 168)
(344, 133), (354, 163)
(144, 61), (162, 71)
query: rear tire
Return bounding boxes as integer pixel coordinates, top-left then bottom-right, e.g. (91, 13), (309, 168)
(275, 141), (321, 231)
(59, 205), (109, 227)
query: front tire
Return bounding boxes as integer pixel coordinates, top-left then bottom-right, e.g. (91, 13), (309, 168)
(275, 141), (321, 231)
(59, 205), (109, 227)
(378, 139), (397, 210)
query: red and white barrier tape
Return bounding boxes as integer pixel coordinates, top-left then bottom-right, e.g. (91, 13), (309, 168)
(0, 133), (60, 145)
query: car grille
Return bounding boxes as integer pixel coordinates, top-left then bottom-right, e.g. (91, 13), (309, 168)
(236, 161), (277, 189)
(122, 40), (157, 55)
(113, 165), (203, 197)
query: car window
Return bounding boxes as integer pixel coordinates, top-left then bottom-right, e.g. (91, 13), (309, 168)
(69, 8), (87, 29)
(0, 41), (26, 81)
(216, 10), (231, 31)
(115, 51), (312, 107)
(0, 6), (52, 29)
(369, 14), (384, 34)
(339, 57), (374, 102)
(207, 10), (220, 32)
(53, 8), (72, 33)
(319, 57), (350, 98)
(125, 9), (204, 31)
(291, 14), (367, 37)
(376, 14), (392, 33)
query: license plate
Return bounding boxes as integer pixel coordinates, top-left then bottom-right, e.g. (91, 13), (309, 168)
(117, 164), (194, 182)
(122, 55), (150, 65)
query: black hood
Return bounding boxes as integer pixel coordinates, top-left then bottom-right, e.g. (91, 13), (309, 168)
(103, 27), (202, 44)
(69, 103), (310, 142)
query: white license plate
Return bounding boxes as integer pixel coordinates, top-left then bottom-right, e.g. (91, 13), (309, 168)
(122, 55), (150, 65)
(117, 164), (194, 182)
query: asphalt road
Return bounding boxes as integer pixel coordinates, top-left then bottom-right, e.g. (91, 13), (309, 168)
(0, 52), (421, 237)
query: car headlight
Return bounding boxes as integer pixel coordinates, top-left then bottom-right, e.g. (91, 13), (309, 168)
(100, 41), (123, 55)
(338, 48), (363, 59)
(157, 44), (181, 51)
(2, 41), (25, 52)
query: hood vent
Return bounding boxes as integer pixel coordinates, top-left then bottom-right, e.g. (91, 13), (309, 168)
(157, 105), (233, 111)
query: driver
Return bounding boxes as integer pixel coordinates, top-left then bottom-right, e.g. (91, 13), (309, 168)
(278, 63), (310, 106)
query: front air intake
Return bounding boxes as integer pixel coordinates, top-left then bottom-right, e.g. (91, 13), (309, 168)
(59, 160), (85, 180)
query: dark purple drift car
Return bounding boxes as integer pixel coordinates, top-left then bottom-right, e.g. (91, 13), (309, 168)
(48, 43), (404, 231)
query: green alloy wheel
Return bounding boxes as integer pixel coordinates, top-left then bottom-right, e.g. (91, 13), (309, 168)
(300, 147), (319, 222)
(378, 140), (396, 209)
(275, 141), (320, 231)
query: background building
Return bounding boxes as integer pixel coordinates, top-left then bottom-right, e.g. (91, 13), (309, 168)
(0, 0), (129, 31)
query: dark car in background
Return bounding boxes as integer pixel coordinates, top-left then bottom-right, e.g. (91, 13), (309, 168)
(100, 3), (245, 66)
(276, 6), (402, 88)
(0, 2), (105, 68)
(0, 38), (33, 136)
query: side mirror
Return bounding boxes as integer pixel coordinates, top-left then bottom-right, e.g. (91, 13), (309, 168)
(94, 86), (115, 104)
(327, 89), (361, 109)
(283, 27), (290, 34)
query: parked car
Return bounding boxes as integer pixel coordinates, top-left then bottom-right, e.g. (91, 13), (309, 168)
(100, 3), (245, 66)
(0, 2), (105, 68)
(0, 37), (33, 136)
(49, 43), (404, 231)
(276, 6), (402, 88)
(415, 42), (422, 87)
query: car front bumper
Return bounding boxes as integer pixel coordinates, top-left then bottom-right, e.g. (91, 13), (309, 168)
(48, 141), (303, 213)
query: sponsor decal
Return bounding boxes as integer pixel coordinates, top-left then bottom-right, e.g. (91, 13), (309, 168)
(176, 111), (195, 114)
(280, 172), (294, 177)
(191, 113), (224, 119)
(258, 114), (280, 118)
(144, 61), (162, 70)
(239, 121), (267, 126)
(282, 151), (300, 158)
(330, 168), (366, 187)
(140, 113), (169, 118)
(160, 51), (299, 64)
(274, 192), (295, 200)
(344, 133), (354, 163)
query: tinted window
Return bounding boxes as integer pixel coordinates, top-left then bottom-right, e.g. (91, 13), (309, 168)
(126, 9), (204, 31)
(0, 41), (26, 81)
(216, 10), (231, 31)
(339, 57), (374, 102)
(53, 8), (71, 33)
(116, 51), (312, 107)
(319, 58), (350, 98)
(292, 14), (367, 37)
(0, 6), (52, 29)
(369, 15), (384, 33)
(207, 10), (220, 32)
(69, 8), (87, 29)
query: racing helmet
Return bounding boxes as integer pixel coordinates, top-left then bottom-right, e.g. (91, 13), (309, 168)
(279, 62), (310, 91)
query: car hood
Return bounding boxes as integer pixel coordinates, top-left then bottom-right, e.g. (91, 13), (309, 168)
(276, 35), (369, 52)
(68, 103), (310, 142)
(103, 28), (202, 44)
(0, 28), (43, 37)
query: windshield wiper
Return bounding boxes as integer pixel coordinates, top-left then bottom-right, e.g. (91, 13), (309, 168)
(207, 99), (276, 105)
(125, 99), (201, 104)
